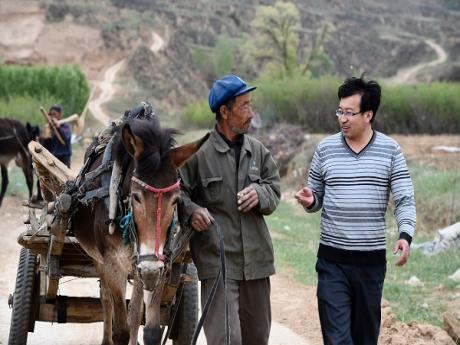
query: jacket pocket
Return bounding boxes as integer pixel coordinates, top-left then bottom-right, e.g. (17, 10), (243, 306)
(201, 176), (224, 204)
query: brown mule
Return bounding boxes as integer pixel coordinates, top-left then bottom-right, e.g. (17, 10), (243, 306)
(72, 118), (208, 345)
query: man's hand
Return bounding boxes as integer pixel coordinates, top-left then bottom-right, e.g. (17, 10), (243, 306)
(237, 184), (259, 212)
(190, 207), (214, 232)
(41, 124), (52, 139)
(295, 187), (314, 208)
(393, 239), (410, 266)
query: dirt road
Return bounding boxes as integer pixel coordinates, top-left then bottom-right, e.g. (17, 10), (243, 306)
(0, 136), (457, 344)
(0, 193), (311, 344)
(387, 39), (448, 84)
(87, 31), (166, 126)
(0, 145), (312, 344)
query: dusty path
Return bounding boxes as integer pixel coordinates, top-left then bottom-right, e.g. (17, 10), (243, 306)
(87, 60), (125, 125)
(0, 197), (311, 345)
(388, 39), (448, 84)
(0, 138), (456, 344)
(87, 31), (166, 125)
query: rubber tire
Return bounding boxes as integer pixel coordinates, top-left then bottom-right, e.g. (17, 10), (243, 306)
(173, 263), (199, 345)
(8, 248), (38, 345)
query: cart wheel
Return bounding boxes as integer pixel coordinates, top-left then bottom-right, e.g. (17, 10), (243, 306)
(172, 263), (198, 345)
(8, 248), (38, 345)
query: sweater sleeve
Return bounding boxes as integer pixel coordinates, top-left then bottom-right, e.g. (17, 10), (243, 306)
(390, 145), (416, 244)
(305, 146), (325, 213)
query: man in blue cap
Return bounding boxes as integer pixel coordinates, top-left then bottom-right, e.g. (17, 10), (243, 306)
(179, 74), (281, 345)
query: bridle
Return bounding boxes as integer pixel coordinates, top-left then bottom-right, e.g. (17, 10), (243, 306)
(131, 176), (181, 262)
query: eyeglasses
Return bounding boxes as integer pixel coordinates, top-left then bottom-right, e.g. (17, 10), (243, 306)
(335, 108), (362, 117)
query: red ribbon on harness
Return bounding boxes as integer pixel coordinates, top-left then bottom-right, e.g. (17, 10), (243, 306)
(132, 176), (181, 260)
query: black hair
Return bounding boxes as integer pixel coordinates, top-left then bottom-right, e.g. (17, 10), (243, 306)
(112, 118), (179, 184)
(49, 104), (62, 113)
(338, 74), (381, 122)
(215, 97), (236, 122)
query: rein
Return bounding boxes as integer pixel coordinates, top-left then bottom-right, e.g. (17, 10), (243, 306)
(0, 129), (29, 156)
(191, 220), (229, 345)
(131, 176), (180, 261)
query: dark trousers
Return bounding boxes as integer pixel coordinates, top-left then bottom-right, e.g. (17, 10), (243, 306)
(201, 277), (271, 345)
(56, 155), (71, 168)
(316, 258), (386, 345)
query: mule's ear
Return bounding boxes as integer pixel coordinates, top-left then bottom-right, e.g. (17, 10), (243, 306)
(170, 132), (210, 168)
(26, 122), (32, 130)
(122, 124), (144, 160)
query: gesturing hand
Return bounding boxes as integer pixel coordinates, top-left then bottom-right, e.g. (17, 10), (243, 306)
(190, 207), (214, 232)
(294, 187), (314, 208)
(393, 239), (410, 266)
(237, 184), (259, 212)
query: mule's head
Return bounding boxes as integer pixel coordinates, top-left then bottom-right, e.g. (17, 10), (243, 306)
(25, 122), (40, 142)
(120, 119), (208, 290)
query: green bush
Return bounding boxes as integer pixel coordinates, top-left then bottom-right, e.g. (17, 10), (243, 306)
(180, 100), (214, 129)
(181, 74), (460, 134)
(0, 64), (90, 125)
(213, 35), (237, 77)
(254, 74), (340, 132)
(379, 82), (460, 134)
(0, 94), (61, 126)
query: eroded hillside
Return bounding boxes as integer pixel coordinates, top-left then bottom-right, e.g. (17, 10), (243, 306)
(2, 0), (459, 110)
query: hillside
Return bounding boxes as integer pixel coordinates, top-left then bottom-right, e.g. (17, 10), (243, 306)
(1, 0), (460, 111)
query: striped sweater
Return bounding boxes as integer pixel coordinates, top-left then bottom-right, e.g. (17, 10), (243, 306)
(305, 131), (416, 264)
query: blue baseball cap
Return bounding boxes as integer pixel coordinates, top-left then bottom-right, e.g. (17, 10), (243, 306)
(208, 75), (257, 113)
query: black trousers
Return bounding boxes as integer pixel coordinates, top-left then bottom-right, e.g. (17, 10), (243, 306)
(56, 155), (71, 168)
(316, 258), (386, 345)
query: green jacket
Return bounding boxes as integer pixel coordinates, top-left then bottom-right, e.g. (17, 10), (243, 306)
(178, 129), (281, 281)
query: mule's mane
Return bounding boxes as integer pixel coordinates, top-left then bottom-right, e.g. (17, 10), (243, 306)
(112, 118), (179, 180)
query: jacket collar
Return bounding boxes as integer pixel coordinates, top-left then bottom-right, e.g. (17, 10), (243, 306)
(211, 126), (252, 155)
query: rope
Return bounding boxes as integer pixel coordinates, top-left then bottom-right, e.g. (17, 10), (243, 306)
(0, 134), (15, 141)
(13, 128), (30, 157)
(119, 211), (133, 245)
(191, 219), (229, 345)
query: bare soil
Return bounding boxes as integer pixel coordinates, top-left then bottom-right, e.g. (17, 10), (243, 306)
(1, 135), (457, 344)
(1, 3), (458, 343)
(392, 134), (460, 170)
(0, 1), (119, 79)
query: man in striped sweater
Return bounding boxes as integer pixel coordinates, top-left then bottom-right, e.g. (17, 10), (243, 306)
(295, 76), (416, 345)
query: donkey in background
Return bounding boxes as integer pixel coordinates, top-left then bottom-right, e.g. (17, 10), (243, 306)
(0, 118), (40, 207)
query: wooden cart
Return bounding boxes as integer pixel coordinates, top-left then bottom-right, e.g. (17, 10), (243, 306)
(8, 141), (198, 345)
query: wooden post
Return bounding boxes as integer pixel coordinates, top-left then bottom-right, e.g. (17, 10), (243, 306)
(39, 106), (65, 145)
(39, 297), (104, 323)
(28, 141), (76, 202)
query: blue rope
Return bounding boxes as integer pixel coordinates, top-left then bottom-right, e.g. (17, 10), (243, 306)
(167, 216), (177, 236)
(119, 211), (133, 245)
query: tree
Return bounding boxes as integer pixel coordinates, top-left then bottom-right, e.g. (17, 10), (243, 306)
(243, 1), (334, 78)
(244, 1), (301, 77)
(213, 35), (237, 77)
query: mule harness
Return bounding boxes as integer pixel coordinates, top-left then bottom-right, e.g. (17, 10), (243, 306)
(131, 176), (181, 262)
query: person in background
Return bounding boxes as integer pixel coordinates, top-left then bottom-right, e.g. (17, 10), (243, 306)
(40, 104), (72, 168)
(295, 75), (416, 345)
(179, 74), (281, 345)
